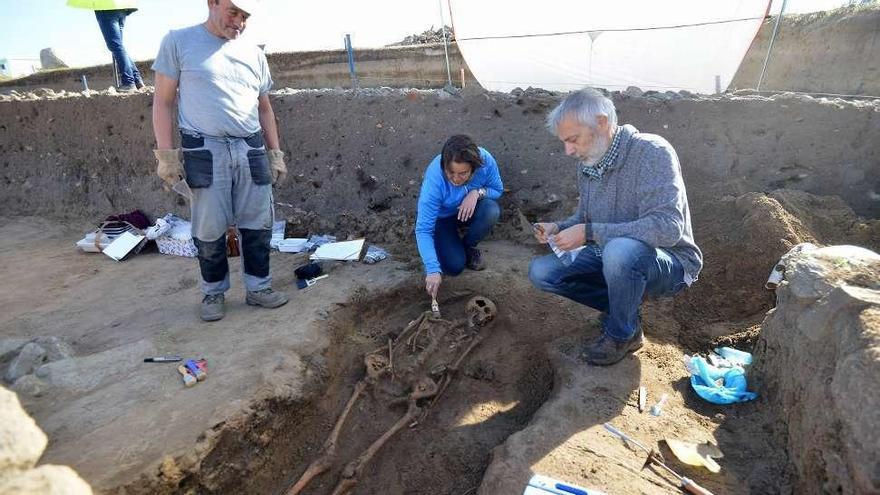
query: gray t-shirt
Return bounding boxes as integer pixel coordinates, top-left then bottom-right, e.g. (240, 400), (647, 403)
(152, 24), (273, 137)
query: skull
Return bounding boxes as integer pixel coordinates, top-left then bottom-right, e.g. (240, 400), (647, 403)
(465, 296), (497, 327)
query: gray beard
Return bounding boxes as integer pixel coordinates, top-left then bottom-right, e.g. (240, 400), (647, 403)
(580, 135), (611, 167)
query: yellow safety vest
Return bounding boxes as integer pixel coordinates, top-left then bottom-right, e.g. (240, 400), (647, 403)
(67, 0), (138, 10)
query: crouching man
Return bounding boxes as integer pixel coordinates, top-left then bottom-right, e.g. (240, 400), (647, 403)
(529, 88), (702, 365)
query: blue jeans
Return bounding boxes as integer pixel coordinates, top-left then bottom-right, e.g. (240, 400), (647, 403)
(181, 130), (274, 295)
(529, 237), (686, 341)
(434, 199), (500, 275)
(94, 9), (141, 87)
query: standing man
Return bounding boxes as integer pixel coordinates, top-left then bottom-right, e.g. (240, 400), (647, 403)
(529, 88), (702, 365)
(67, 0), (143, 91)
(152, 0), (289, 322)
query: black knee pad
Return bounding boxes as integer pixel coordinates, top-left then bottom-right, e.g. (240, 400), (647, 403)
(193, 235), (228, 283)
(239, 228), (271, 278)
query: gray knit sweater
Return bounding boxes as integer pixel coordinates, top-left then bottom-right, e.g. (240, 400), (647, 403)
(556, 124), (703, 284)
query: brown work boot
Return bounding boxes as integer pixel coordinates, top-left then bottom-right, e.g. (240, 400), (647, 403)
(465, 247), (485, 271)
(583, 329), (644, 366)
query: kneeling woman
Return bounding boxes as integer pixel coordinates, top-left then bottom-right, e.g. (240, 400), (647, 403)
(415, 135), (504, 298)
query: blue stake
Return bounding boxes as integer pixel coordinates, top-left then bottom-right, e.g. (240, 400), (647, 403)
(344, 34), (358, 89)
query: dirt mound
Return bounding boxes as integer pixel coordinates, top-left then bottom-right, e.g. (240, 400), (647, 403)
(673, 189), (879, 349)
(387, 26), (454, 47)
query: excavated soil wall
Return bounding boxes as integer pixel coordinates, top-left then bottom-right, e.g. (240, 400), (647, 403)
(0, 88), (877, 226)
(0, 43), (473, 94)
(733, 6), (880, 95)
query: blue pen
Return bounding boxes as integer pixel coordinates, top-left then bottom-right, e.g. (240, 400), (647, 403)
(555, 483), (587, 495)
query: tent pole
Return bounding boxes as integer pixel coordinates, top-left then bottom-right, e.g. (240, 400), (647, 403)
(757, 0), (787, 91)
(438, 0), (454, 90)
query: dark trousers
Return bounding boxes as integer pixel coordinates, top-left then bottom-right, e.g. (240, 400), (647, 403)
(94, 9), (141, 86)
(434, 199), (500, 275)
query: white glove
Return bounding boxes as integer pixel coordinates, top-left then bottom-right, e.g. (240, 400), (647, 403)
(153, 148), (183, 187)
(268, 149), (287, 185)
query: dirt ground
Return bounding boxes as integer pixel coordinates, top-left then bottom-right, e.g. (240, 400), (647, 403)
(3, 183), (877, 494)
(0, 215), (411, 492)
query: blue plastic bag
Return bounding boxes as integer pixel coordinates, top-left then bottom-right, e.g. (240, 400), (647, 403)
(689, 356), (758, 404)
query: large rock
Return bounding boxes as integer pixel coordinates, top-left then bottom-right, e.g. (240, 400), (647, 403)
(34, 339), (155, 394)
(4, 342), (47, 383)
(756, 245), (880, 494)
(0, 465), (92, 494)
(32, 336), (75, 362)
(0, 386), (92, 494)
(39, 48), (67, 70)
(0, 339), (28, 362)
(0, 386), (47, 471)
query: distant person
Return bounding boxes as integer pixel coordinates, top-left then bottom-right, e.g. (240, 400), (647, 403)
(529, 87), (702, 365)
(67, 0), (143, 91)
(151, 0), (289, 322)
(416, 135), (503, 300)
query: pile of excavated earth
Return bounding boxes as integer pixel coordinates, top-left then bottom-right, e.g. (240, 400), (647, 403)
(1, 77), (878, 495)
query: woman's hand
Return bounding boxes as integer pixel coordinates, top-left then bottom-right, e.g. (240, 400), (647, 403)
(458, 190), (481, 222)
(425, 273), (442, 298)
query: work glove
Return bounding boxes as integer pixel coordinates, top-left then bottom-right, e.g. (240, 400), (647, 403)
(153, 148), (184, 188)
(268, 149), (287, 185)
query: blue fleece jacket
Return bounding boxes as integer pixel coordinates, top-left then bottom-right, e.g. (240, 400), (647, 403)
(415, 147), (504, 274)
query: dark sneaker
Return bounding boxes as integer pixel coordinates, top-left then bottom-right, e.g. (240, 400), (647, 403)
(200, 293), (225, 322)
(246, 288), (289, 309)
(583, 329), (644, 366)
(465, 247), (485, 271)
(116, 84), (137, 93)
(134, 78), (145, 90)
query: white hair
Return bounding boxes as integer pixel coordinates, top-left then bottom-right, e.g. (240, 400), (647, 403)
(546, 87), (618, 134)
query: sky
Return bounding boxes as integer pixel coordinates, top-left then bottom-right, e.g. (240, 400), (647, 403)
(0, 0), (851, 70)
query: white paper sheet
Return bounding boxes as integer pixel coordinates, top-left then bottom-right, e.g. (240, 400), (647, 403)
(102, 231), (146, 261)
(310, 239), (365, 261)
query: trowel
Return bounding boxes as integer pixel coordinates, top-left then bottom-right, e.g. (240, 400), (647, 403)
(431, 297), (441, 318)
(663, 438), (724, 473)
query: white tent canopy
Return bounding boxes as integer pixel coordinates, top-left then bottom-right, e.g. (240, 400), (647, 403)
(450, 0), (770, 94)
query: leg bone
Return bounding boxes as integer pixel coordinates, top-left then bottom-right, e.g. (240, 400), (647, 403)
(329, 400), (422, 495)
(286, 380), (368, 495)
